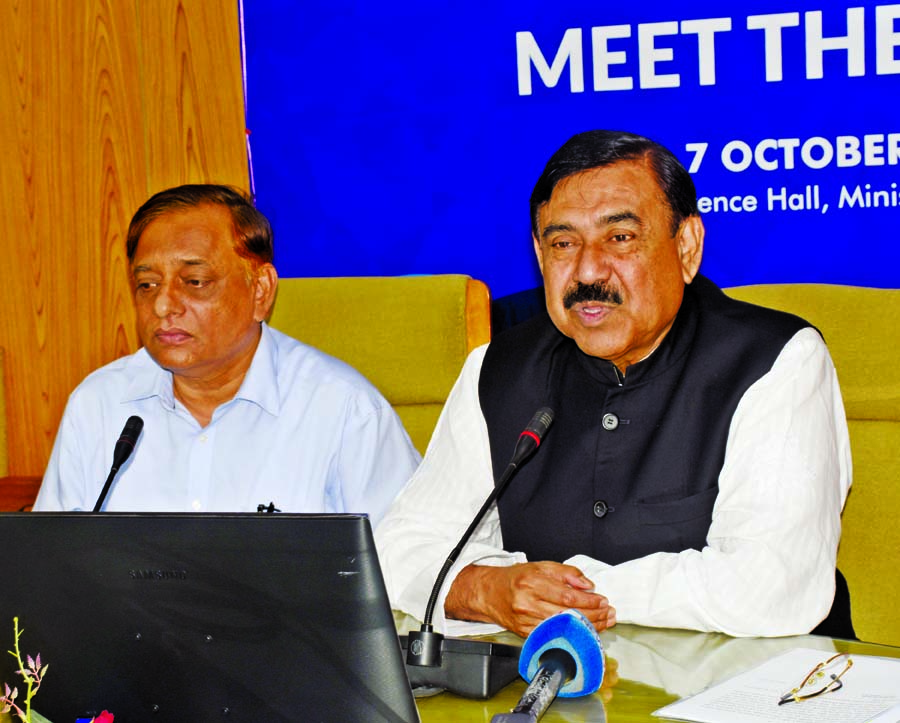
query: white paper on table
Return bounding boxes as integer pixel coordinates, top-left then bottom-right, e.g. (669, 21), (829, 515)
(653, 647), (900, 723)
(868, 702), (900, 723)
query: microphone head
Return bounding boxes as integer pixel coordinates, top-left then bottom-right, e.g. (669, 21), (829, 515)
(120, 415), (144, 442)
(518, 609), (605, 697)
(509, 407), (555, 467)
(112, 415), (144, 469)
(522, 407), (554, 445)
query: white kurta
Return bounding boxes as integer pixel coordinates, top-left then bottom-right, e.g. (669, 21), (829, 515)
(375, 327), (851, 637)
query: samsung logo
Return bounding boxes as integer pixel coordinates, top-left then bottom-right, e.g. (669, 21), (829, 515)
(129, 569), (188, 581)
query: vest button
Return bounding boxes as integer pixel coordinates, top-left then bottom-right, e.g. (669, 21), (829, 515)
(593, 500), (609, 518)
(601, 413), (619, 431)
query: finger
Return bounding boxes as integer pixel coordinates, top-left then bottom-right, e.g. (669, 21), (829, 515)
(588, 616), (613, 633)
(509, 593), (601, 634)
(514, 601), (614, 637)
(565, 602), (614, 630)
(561, 570), (595, 590)
(576, 606), (613, 629)
(506, 607), (562, 637)
(553, 586), (609, 611)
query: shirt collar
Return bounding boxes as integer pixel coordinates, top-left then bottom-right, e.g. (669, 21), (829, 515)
(121, 323), (281, 416)
(122, 349), (175, 407)
(233, 322), (281, 416)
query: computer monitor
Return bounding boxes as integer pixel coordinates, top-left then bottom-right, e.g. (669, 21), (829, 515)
(0, 512), (419, 722)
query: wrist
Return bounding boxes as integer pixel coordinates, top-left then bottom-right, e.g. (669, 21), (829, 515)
(444, 564), (499, 624)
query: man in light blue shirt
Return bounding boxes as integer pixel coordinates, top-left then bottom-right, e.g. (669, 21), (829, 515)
(34, 184), (420, 521)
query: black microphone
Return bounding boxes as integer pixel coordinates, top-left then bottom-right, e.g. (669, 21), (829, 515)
(92, 416), (144, 512)
(402, 407), (555, 699)
(507, 406), (554, 468)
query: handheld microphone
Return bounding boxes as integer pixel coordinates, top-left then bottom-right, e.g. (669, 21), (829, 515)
(491, 609), (605, 722)
(92, 416), (144, 512)
(402, 407), (554, 699)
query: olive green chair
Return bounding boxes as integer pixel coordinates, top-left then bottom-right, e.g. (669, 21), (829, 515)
(268, 274), (492, 455)
(726, 283), (900, 647)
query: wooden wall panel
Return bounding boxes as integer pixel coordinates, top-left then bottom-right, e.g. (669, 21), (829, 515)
(138, 0), (250, 192)
(0, 0), (249, 476)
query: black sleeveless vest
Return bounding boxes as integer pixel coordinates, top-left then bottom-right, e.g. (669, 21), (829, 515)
(478, 275), (854, 638)
(478, 275), (810, 564)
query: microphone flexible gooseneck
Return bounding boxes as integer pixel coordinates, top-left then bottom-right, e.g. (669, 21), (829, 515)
(92, 415), (144, 512)
(420, 406), (555, 631)
(403, 407), (554, 698)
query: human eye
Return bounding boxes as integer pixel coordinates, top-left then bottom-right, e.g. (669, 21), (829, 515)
(548, 235), (578, 251)
(605, 224), (641, 249)
(180, 270), (213, 286)
(133, 278), (158, 294)
(181, 274), (216, 295)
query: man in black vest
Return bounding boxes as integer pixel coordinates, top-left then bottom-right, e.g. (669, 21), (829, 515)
(376, 130), (852, 639)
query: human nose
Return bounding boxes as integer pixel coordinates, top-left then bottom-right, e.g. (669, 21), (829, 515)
(152, 280), (185, 318)
(574, 241), (612, 284)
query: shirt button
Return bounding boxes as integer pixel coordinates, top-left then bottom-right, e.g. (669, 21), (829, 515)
(191, 499), (203, 511)
(593, 500), (609, 518)
(199, 434), (208, 443)
(601, 413), (619, 431)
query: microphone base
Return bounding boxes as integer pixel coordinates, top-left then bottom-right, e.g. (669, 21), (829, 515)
(400, 634), (521, 699)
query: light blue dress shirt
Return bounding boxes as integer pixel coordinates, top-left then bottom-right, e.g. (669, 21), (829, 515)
(35, 323), (420, 523)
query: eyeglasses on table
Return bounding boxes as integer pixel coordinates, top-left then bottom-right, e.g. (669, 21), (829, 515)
(778, 652), (853, 705)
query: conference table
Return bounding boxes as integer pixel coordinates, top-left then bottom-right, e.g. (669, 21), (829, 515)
(1, 612), (897, 722)
(2, 475), (897, 723)
(406, 619), (900, 722)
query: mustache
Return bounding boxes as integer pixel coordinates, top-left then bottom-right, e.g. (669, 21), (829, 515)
(563, 281), (623, 309)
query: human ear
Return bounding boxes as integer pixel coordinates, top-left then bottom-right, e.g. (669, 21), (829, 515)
(533, 234), (545, 275)
(677, 216), (704, 283)
(253, 263), (279, 321)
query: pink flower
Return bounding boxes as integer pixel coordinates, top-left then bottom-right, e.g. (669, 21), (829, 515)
(93, 712), (115, 723)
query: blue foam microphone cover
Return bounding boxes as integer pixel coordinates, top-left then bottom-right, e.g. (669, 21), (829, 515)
(518, 609), (605, 697)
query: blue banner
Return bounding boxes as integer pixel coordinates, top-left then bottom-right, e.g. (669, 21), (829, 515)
(244, 2), (900, 297)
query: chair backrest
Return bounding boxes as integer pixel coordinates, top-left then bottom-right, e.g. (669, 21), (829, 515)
(725, 283), (900, 646)
(267, 275), (492, 454)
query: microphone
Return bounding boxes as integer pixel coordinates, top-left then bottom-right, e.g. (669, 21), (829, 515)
(402, 407), (555, 699)
(92, 416), (144, 512)
(491, 609), (605, 722)
(507, 406), (554, 467)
